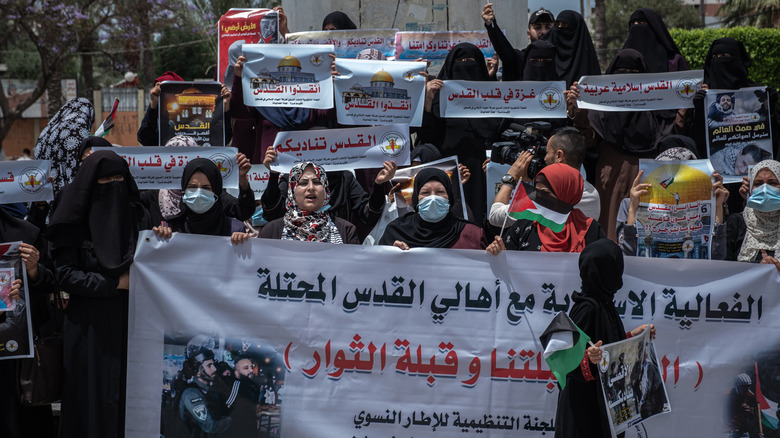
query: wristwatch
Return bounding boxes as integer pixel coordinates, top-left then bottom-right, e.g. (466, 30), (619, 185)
(501, 174), (517, 188)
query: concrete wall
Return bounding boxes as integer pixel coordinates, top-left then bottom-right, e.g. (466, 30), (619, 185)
(282, 0), (528, 49)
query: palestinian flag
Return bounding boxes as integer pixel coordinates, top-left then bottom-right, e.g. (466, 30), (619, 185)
(94, 98), (119, 137)
(756, 362), (779, 430)
(508, 181), (572, 233)
(539, 312), (590, 389)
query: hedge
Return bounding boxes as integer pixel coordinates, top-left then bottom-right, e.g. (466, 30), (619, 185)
(669, 27), (780, 90)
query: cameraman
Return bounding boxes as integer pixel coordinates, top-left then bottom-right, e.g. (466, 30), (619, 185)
(488, 127), (600, 228)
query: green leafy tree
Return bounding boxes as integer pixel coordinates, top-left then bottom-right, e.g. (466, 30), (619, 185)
(718, 0), (780, 27)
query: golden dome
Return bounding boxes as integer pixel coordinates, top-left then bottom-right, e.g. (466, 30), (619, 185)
(639, 164), (712, 205)
(370, 70), (394, 84)
(278, 55), (301, 68)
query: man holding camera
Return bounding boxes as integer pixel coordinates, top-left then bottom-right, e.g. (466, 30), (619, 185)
(488, 127), (601, 228)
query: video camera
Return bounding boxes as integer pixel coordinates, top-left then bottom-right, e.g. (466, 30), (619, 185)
(490, 121), (552, 179)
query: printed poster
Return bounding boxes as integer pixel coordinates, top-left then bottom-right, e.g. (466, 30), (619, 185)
(598, 330), (671, 435)
(0, 160), (53, 203)
(334, 59), (426, 126)
(391, 156), (468, 219)
(270, 124), (410, 172)
(241, 44), (334, 109)
(286, 29), (397, 59)
(158, 81), (226, 147)
(218, 8), (279, 88)
(576, 71), (702, 111)
(0, 241), (33, 360)
(705, 87), (773, 184)
(635, 159), (715, 259)
(395, 31), (496, 76)
(92, 146), (239, 190)
(440, 80), (566, 119)
(247, 164), (270, 200)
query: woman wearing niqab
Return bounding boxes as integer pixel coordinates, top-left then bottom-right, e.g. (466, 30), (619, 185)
(418, 43), (501, 224)
(45, 150), (149, 438)
(623, 8), (689, 74)
(542, 10), (600, 88)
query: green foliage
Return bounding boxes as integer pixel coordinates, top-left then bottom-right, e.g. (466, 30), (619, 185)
(152, 27), (214, 80)
(670, 27), (780, 89)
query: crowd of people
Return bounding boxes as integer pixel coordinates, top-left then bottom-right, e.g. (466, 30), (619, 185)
(2, 4), (780, 438)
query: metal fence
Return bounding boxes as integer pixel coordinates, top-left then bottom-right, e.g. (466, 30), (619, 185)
(100, 87), (150, 112)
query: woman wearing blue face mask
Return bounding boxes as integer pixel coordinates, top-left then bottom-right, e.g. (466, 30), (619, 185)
(259, 162), (360, 243)
(164, 158), (250, 243)
(727, 160), (780, 270)
(379, 168), (486, 249)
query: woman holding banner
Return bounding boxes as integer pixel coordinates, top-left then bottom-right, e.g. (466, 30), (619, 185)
(260, 162), (360, 244)
(379, 168), (486, 249)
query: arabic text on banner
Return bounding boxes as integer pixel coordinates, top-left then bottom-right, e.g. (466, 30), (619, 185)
(0, 241), (34, 361)
(286, 29), (397, 59)
(394, 30), (496, 76)
(92, 147), (239, 190)
(439, 80), (566, 119)
(218, 8), (279, 88)
(576, 71), (703, 111)
(158, 81), (226, 147)
(241, 44), (334, 109)
(597, 330), (671, 435)
(0, 160), (53, 203)
(271, 124), (410, 173)
(635, 159), (715, 259)
(704, 86), (773, 184)
(334, 59), (426, 126)
(391, 156), (468, 218)
(126, 232), (780, 437)
(247, 164), (270, 200)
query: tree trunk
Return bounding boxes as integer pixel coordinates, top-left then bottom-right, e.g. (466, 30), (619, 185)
(47, 68), (63, 118)
(81, 34), (96, 102)
(593, 0), (607, 68)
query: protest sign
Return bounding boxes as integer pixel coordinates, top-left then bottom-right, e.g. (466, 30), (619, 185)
(127, 232), (780, 437)
(598, 330), (671, 435)
(158, 81), (226, 147)
(395, 31), (495, 75)
(241, 44), (334, 109)
(440, 80), (566, 118)
(92, 146), (239, 190)
(0, 241), (33, 360)
(576, 71), (702, 111)
(247, 164), (270, 200)
(705, 87), (773, 184)
(0, 160), (53, 204)
(287, 29), (397, 59)
(334, 59), (426, 126)
(218, 8), (279, 88)
(270, 124), (410, 172)
(634, 159), (715, 259)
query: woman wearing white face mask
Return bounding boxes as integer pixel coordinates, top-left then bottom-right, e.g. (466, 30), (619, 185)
(727, 159), (780, 270)
(259, 162), (360, 244)
(379, 168), (486, 249)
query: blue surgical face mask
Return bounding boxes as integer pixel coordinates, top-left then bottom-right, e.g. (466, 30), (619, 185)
(251, 206), (268, 227)
(183, 188), (217, 214)
(747, 183), (780, 212)
(417, 195), (450, 223)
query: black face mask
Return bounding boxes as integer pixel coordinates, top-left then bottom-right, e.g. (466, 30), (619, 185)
(450, 60), (483, 81)
(524, 59), (556, 81)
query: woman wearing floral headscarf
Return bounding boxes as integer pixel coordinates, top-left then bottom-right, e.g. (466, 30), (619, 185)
(259, 162), (360, 243)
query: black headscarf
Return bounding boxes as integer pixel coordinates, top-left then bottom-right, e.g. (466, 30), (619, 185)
(589, 49), (675, 154)
(623, 8), (686, 73)
(378, 168), (468, 248)
(45, 150), (142, 277)
(703, 37), (755, 90)
(521, 40), (557, 81)
(411, 143), (443, 164)
(76, 136), (112, 165)
(322, 11), (357, 30)
(570, 238), (626, 345)
(0, 206), (39, 245)
(173, 158), (232, 236)
(542, 10), (600, 87)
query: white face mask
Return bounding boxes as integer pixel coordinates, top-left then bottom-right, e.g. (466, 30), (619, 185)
(417, 195), (450, 223)
(183, 188), (217, 214)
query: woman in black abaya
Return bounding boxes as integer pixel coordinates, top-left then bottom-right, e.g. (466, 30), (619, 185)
(555, 239), (653, 438)
(623, 8), (689, 74)
(45, 151), (150, 438)
(418, 43), (501, 224)
(542, 10), (600, 88)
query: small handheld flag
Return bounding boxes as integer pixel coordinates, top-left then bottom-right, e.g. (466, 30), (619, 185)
(508, 182), (572, 233)
(539, 312), (591, 389)
(95, 98), (119, 138)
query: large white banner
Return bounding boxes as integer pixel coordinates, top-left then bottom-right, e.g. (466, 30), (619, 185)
(334, 59), (426, 126)
(287, 29), (398, 59)
(439, 81), (566, 119)
(0, 160), (53, 203)
(241, 44), (334, 109)
(127, 232), (780, 438)
(270, 124), (410, 172)
(577, 71), (703, 111)
(93, 146), (239, 190)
